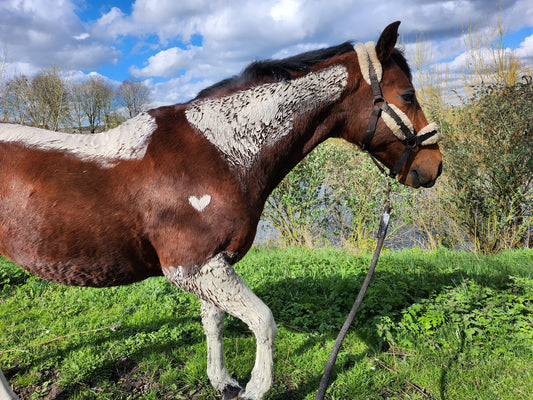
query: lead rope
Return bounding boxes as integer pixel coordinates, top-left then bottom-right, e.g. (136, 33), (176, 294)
(315, 180), (392, 400)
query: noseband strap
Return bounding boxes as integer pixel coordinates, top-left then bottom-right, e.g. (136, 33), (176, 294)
(354, 42), (441, 179)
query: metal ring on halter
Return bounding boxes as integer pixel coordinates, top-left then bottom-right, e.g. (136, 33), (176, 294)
(373, 96), (385, 106)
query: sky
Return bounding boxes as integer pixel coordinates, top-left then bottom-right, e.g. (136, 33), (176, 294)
(1, 0), (532, 106)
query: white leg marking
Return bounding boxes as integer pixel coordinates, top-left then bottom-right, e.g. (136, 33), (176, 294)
(200, 300), (241, 391)
(173, 255), (277, 400)
(0, 369), (19, 400)
(188, 195), (211, 212)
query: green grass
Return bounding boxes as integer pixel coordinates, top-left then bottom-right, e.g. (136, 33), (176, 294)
(1, 247), (532, 399)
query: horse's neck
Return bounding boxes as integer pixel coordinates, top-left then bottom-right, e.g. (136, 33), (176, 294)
(186, 65), (348, 170)
(185, 64), (349, 201)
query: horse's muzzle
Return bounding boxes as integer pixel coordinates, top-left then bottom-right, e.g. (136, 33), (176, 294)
(408, 161), (442, 188)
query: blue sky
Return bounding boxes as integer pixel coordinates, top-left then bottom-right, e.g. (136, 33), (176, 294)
(1, 0), (532, 106)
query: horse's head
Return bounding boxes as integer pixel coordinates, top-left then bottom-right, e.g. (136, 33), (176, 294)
(339, 21), (442, 188)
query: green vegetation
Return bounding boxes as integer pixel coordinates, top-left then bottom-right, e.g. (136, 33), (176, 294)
(442, 81), (533, 253)
(262, 19), (533, 254)
(1, 247), (531, 399)
(1, 17), (532, 399)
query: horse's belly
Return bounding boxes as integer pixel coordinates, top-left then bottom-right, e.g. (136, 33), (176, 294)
(0, 216), (163, 287)
(17, 256), (162, 287)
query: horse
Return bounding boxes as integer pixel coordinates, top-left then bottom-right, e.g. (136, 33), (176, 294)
(0, 21), (442, 400)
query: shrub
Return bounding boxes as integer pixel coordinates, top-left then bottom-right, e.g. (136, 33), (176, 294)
(262, 139), (417, 249)
(443, 80), (533, 253)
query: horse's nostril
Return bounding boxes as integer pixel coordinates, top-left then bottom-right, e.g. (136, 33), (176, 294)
(437, 162), (443, 178)
(409, 168), (421, 188)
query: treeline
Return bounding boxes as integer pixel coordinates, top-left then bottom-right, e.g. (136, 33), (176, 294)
(0, 66), (151, 133)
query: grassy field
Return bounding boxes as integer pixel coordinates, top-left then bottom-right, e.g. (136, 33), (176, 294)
(0, 247), (532, 400)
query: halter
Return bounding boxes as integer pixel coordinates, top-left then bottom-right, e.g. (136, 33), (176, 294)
(354, 42), (442, 178)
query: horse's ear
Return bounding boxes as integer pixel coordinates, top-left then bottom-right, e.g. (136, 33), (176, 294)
(376, 21), (401, 62)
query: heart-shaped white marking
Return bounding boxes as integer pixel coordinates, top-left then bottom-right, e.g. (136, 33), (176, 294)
(189, 194), (211, 212)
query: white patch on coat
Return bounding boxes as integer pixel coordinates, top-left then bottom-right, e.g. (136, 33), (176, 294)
(189, 194), (211, 212)
(0, 112), (157, 167)
(185, 65), (348, 169)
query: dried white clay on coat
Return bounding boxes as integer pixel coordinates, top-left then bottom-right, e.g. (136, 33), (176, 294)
(185, 65), (348, 169)
(0, 112), (156, 168)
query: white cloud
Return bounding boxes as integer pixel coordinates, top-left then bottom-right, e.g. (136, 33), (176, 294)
(516, 33), (533, 64)
(4, 61), (41, 77)
(0, 0), (120, 72)
(74, 33), (90, 41)
(270, 0), (301, 22)
(131, 46), (203, 78)
(147, 72), (213, 105)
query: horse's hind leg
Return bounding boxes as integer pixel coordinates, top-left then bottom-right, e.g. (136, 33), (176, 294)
(200, 299), (242, 397)
(0, 369), (19, 400)
(174, 254), (277, 400)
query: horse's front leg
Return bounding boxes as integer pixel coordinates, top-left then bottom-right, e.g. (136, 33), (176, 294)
(200, 299), (242, 398)
(170, 254), (277, 400)
(0, 369), (19, 400)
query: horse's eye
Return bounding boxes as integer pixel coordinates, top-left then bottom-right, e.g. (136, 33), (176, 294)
(401, 91), (416, 104)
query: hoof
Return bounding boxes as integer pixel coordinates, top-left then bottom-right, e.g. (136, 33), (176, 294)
(222, 385), (244, 400)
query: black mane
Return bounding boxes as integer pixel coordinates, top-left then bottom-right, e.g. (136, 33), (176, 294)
(195, 43), (411, 99)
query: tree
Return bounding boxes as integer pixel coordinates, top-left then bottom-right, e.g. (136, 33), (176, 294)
(1, 75), (29, 124)
(1, 66), (69, 130)
(76, 76), (114, 133)
(29, 66), (70, 130)
(68, 79), (86, 133)
(116, 77), (151, 118)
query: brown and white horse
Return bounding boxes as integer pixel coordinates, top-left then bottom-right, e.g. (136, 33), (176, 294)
(0, 22), (442, 399)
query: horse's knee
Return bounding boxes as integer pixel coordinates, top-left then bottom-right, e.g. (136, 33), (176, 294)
(252, 304), (277, 342)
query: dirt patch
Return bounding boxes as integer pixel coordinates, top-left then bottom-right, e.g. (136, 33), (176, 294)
(5, 357), (190, 400)
(6, 366), (67, 400)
